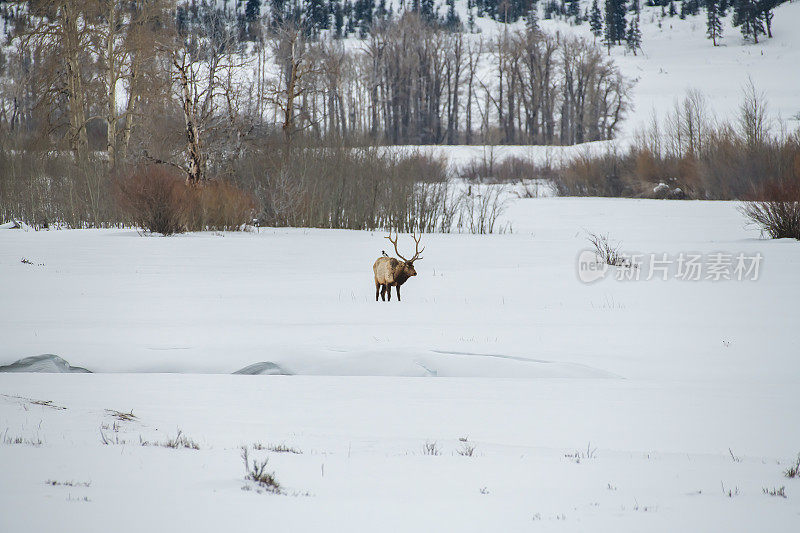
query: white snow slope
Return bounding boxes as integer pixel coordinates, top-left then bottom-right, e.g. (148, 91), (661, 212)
(381, 3), (800, 168)
(552, 1), (800, 138)
(1, 196), (800, 531)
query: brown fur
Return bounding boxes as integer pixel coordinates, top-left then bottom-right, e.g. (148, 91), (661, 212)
(373, 257), (417, 301)
(374, 232), (424, 302)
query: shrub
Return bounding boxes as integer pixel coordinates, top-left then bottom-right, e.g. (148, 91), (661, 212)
(241, 446), (281, 494)
(184, 180), (255, 232)
(740, 179), (800, 240)
(116, 166), (255, 234)
(115, 165), (187, 235)
(784, 454), (800, 478)
(554, 150), (630, 197)
(587, 232), (630, 267)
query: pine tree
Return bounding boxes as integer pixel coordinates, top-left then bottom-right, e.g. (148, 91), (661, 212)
(604, 0), (616, 49)
(566, 0), (580, 20)
(304, 0), (328, 34)
(445, 0), (461, 30)
(604, 0), (626, 46)
(733, 0), (764, 43)
(614, 0), (627, 43)
(468, 2), (477, 31)
(245, 0), (261, 22)
(333, 1), (344, 37)
(706, 0), (723, 45)
(420, 0), (436, 24)
(590, 0), (603, 38)
(626, 13), (641, 54)
(758, 0), (779, 38)
(527, 1), (540, 31)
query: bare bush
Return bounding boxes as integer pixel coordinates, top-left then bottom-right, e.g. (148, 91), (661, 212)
(115, 166), (187, 235)
(253, 443), (302, 454)
(162, 430), (200, 450)
(785, 454), (800, 478)
(554, 149), (629, 197)
(459, 156), (544, 184)
(552, 90), (800, 200)
(422, 441), (440, 456)
(457, 441), (476, 457)
(740, 179), (800, 240)
(587, 232), (629, 267)
(241, 446), (281, 494)
(116, 165), (255, 234)
(239, 145), (457, 233)
(2, 429), (42, 447)
(763, 486), (787, 498)
(183, 180), (255, 232)
(457, 185), (509, 234)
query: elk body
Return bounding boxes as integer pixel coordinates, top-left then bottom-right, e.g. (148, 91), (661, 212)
(373, 232), (424, 301)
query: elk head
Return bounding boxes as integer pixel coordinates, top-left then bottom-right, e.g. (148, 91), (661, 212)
(386, 231), (424, 277)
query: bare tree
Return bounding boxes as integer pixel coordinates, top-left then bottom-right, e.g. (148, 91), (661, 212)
(23, 0), (94, 162)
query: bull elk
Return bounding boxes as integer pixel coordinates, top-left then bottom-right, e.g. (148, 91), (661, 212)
(373, 232), (424, 302)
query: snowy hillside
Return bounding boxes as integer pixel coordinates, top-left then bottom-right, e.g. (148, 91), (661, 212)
(602, 1), (800, 138)
(373, 1), (800, 163)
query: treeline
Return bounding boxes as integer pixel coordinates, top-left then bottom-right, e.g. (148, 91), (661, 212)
(0, 1), (632, 167)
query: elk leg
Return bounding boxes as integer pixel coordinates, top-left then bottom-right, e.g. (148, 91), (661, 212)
(375, 281), (380, 302)
(386, 284), (392, 301)
(380, 284), (387, 301)
(396, 285), (401, 301)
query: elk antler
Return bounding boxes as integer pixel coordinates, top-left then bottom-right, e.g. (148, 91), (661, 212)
(385, 231), (425, 263)
(385, 231), (409, 262)
(409, 232), (425, 263)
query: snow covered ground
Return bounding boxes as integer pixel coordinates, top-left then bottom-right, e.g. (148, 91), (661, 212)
(2, 196), (800, 530)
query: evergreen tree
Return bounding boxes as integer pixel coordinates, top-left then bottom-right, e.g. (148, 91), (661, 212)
(757, 0), (780, 38)
(706, 0), (723, 45)
(590, 0), (603, 37)
(614, 0), (627, 43)
(420, 0), (436, 24)
(733, 0), (764, 43)
(245, 0), (261, 22)
(566, 0), (580, 19)
(333, 0), (344, 37)
(527, 1), (540, 31)
(626, 13), (642, 54)
(604, 0), (626, 46)
(445, 0), (461, 30)
(468, 1), (477, 31)
(306, 0), (329, 34)
(375, 0), (388, 21)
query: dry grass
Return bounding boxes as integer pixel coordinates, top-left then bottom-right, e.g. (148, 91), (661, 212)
(241, 446), (282, 494)
(422, 441), (440, 456)
(784, 454), (800, 478)
(587, 232), (630, 267)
